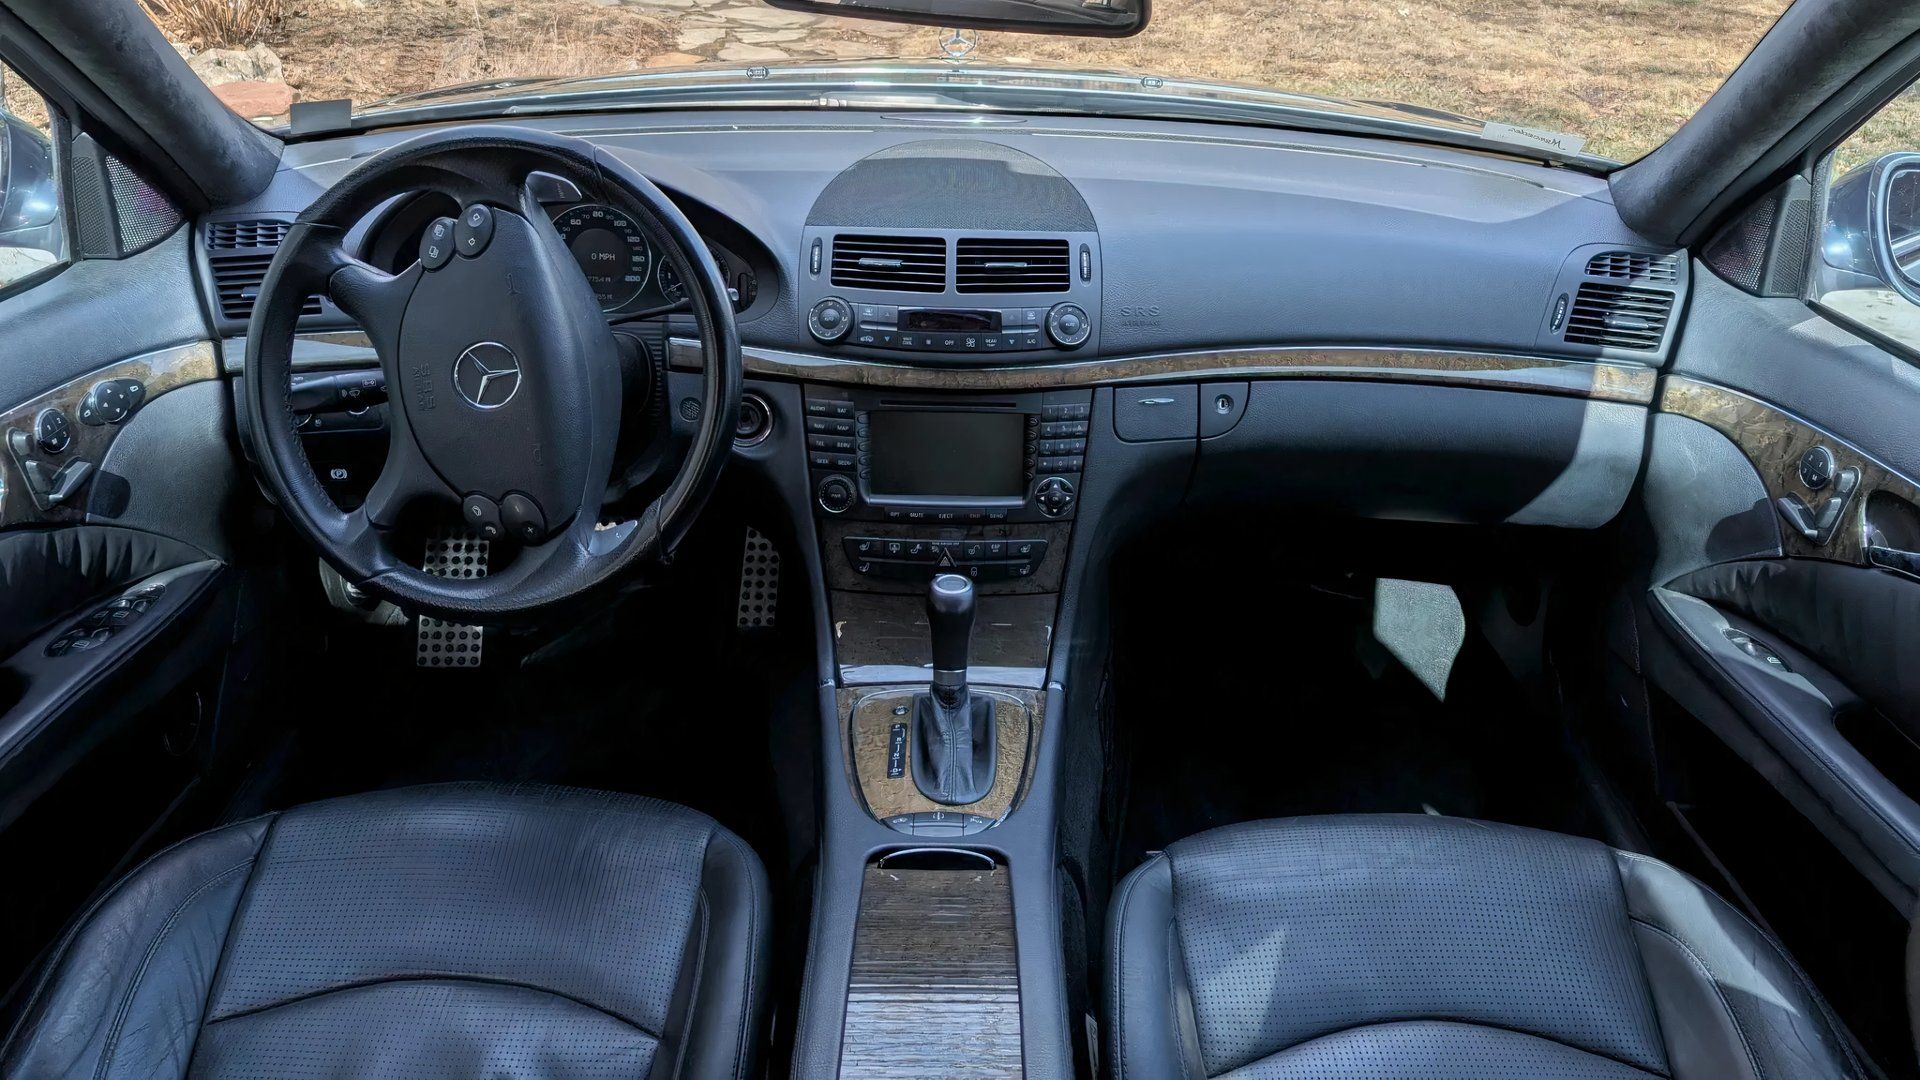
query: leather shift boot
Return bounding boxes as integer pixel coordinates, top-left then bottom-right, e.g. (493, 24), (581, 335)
(910, 690), (997, 805)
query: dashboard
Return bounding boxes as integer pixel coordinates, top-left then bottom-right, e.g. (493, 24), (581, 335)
(205, 109), (1687, 539)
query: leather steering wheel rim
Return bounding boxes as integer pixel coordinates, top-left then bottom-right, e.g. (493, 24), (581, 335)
(243, 125), (742, 622)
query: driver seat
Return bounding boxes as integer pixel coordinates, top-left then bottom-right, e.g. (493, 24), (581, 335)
(0, 783), (769, 1078)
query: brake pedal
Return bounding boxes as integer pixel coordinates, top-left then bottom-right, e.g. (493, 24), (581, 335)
(736, 527), (780, 629)
(416, 532), (487, 667)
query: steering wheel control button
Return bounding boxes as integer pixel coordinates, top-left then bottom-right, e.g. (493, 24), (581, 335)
(78, 379), (144, 426)
(1798, 445), (1836, 491)
(500, 493), (546, 543)
(809, 297), (854, 343)
(461, 494), (504, 540)
(816, 474), (855, 515)
(1046, 303), (1091, 348)
(34, 409), (71, 454)
(454, 204), (495, 258)
(420, 216), (456, 269)
(1035, 476), (1076, 518)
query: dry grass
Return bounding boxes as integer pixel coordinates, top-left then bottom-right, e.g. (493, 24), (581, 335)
(244, 0), (674, 108)
(141, 0), (286, 50)
(972, 0), (1791, 161)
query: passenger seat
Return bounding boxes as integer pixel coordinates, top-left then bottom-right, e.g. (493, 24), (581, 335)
(1107, 814), (1863, 1078)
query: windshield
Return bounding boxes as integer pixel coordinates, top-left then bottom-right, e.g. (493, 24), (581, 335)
(144, 0), (1789, 162)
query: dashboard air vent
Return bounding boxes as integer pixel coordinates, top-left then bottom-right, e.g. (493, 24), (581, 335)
(830, 234), (946, 293)
(1564, 282), (1673, 351)
(207, 219), (293, 250)
(955, 238), (1071, 293)
(207, 219), (319, 322)
(1584, 250), (1679, 283)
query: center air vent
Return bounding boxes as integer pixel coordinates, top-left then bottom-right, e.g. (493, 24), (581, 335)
(206, 218), (320, 322)
(830, 234), (946, 293)
(1585, 250), (1679, 283)
(1564, 283), (1673, 351)
(955, 238), (1071, 294)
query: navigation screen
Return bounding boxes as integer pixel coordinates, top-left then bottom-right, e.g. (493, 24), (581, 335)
(866, 411), (1026, 499)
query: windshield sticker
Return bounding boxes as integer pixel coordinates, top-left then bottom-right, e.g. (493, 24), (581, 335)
(1480, 122), (1587, 157)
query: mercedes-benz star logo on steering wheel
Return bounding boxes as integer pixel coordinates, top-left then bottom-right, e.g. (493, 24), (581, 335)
(452, 342), (521, 410)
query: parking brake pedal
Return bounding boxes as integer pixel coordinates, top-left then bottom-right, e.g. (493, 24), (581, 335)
(416, 532), (487, 667)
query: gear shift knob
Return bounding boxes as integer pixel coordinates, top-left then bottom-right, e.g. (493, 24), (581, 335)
(927, 573), (975, 703)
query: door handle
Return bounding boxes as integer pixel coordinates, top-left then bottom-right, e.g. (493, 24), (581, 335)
(1867, 543), (1920, 581)
(1777, 466), (1860, 545)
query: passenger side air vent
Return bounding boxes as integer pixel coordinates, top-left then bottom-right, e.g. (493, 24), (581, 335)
(1564, 283), (1673, 351)
(1584, 250), (1679, 283)
(830, 234), (946, 293)
(955, 238), (1071, 294)
(206, 218), (320, 322)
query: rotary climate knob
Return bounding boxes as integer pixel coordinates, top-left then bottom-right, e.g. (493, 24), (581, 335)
(1046, 303), (1091, 349)
(809, 297), (853, 344)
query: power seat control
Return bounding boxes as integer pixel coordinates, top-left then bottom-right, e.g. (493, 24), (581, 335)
(809, 297), (854, 344)
(816, 474), (855, 514)
(1035, 476), (1076, 517)
(1046, 303), (1091, 349)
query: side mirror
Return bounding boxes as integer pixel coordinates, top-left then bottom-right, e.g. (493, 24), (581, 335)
(759, 0), (1146, 38)
(0, 110), (58, 236)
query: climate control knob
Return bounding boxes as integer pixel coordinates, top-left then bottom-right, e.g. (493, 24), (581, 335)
(816, 474), (855, 514)
(809, 297), (853, 344)
(1046, 303), (1091, 349)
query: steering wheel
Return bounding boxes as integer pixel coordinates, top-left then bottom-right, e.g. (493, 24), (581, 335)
(244, 126), (741, 621)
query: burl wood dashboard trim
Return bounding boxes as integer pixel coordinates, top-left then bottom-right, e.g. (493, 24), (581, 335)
(1659, 375), (1920, 565)
(841, 685), (1042, 822)
(1, 341), (220, 528)
(668, 337), (1658, 403)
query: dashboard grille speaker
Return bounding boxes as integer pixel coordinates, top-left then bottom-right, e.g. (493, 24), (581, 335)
(1584, 251), (1679, 282)
(956, 238), (1071, 293)
(207, 218), (321, 321)
(831, 234), (947, 292)
(1564, 283), (1673, 350)
(107, 156), (183, 253)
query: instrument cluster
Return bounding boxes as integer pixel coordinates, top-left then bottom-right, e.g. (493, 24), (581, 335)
(551, 203), (755, 316)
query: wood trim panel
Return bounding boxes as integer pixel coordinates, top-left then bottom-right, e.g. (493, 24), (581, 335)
(842, 860), (1022, 1078)
(669, 337), (1658, 402)
(841, 685), (1042, 822)
(1, 342), (219, 528)
(1659, 375), (1920, 564)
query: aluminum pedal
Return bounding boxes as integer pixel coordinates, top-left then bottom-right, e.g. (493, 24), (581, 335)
(416, 532), (487, 667)
(736, 527), (780, 629)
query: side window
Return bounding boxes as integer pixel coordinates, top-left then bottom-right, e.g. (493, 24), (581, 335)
(0, 59), (67, 292)
(1812, 81), (1920, 352)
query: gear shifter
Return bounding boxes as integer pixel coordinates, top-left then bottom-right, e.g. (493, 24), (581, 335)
(912, 574), (997, 805)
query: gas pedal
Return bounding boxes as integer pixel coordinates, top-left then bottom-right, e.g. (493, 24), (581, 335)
(736, 527), (780, 629)
(416, 531), (487, 667)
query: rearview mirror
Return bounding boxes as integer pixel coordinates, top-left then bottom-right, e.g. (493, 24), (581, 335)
(759, 0), (1147, 38)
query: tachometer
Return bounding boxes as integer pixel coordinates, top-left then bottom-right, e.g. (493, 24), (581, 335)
(657, 243), (727, 306)
(552, 204), (653, 311)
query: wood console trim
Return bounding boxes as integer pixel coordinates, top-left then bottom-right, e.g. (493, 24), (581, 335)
(841, 685), (1042, 822)
(669, 337), (1657, 403)
(1, 341), (219, 528)
(1659, 375), (1920, 565)
(842, 860), (1022, 1078)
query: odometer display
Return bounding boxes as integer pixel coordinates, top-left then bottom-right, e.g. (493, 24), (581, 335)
(553, 204), (653, 310)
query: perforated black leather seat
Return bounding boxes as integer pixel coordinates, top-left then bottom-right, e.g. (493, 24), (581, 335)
(1108, 814), (1863, 1079)
(1, 783), (769, 1079)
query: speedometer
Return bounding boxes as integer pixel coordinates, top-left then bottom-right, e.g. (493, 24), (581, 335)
(552, 204), (653, 311)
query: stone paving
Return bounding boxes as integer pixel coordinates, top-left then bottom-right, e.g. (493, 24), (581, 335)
(599, 0), (943, 66)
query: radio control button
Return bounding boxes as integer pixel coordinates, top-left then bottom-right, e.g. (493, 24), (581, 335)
(816, 475), (855, 514)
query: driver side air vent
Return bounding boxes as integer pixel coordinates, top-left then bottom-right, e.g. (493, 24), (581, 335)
(1584, 250), (1679, 283)
(206, 218), (321, 322)
(955, 238), (1071, 293)
(830, 234), (946, 293)
(1564, 283), (1673, 351)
